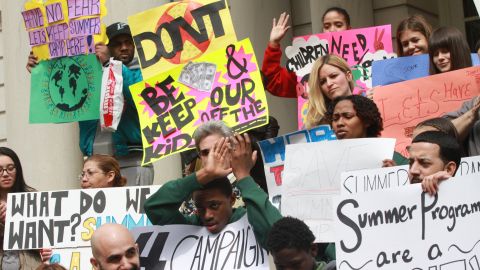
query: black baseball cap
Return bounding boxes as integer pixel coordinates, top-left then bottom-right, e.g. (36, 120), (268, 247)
(106, 22), (132, 44)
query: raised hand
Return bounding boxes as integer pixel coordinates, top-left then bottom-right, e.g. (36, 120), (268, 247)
(197, 137), (232, 185)
(95, 42), (111, 65)
(269, 12), (291, 48)
(421, 171), (451, 196)
(230, 133), (257, 181)
(26, 51), (38, 73)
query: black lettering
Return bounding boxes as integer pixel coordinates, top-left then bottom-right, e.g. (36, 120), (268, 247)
(137, 231), (169, 270)
(421, 192), (438, 240)
(337, 199), (362, 253)
(51, 191), (68, 216)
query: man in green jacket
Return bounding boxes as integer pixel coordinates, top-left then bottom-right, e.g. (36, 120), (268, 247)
(144, 123), (282, 248)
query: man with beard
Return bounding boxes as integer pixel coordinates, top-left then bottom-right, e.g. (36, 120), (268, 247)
(408, 131), (461, 195)
(90, 224), (139, 270)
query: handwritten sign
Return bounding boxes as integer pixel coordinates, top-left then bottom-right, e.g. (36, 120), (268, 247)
(286, 25), (396, 128)
(128, 0), (237, 79)
(29, 54), (102, 123)
(335, 174), (480, 269)
(130, 38), (269, 165)
(257, 125), (336, 210)
(131, 216), (269, 270)
(457, 155), (480, 176)
(282, 138), (395, 242)
(22, 0), (106, 60)
(341, 165), (409, 194)
(4, 185), (160, 250)
(50, 247), (93, 270)
(372, 53), (480, 86)
(373, 66), (480, 156)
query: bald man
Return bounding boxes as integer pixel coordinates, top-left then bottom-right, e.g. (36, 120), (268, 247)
(90, 224), (140, 270)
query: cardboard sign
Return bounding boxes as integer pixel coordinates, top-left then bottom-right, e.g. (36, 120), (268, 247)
(282, 138), (395, 242)
(458, 155), (480, 176)
(128, 0), (237, 79)
(372, 53), (480, 87)
(131, 216), (269, 270)
(130, 38), (269, 165)
(335, 174), (480, 269)
(29, 54), (102, 123)
(341, 165), (409, 194)
(4, 185), (160, 250)
(373, 66), (480, 156)
(50, 247), (93, 270)
(257, 125), (336, 210)
(22, 0), (107, 60)
(285, 25), (396, 128)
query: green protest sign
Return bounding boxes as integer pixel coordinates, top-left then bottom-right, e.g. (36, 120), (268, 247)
(29, 54), (102, 123)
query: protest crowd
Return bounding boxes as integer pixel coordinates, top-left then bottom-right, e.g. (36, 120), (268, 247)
(2, 0), (480, 269)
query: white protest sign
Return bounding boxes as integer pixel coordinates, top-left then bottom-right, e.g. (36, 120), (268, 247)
(340, 165), (409, 194)
(335, 174), (480, 270)
(257, 125), (336, 210)
(131, 215), (269, 270)
(4, 185), (160, 250)
(50, 247), (93, 270)
(282, 138), (395, 242)
(458, 155), (480, 176)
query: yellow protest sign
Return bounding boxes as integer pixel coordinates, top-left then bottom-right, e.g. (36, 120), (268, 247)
(130, 38), (269, 165)
(128, 0), (237, 79)
(22, 0), (108, 60)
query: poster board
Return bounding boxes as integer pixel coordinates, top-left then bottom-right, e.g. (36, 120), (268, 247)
(128, 0), (237, 79)
(29, 54), (102, 123)
(372, 53), (480, 86)
(257, 125), (336, 210)
(285, 25), (395, 128)
(340, 165), (409, 194)
(129, 38), (269, 165)
(4, 185), (159, 250)
(373, 66), (480, 156)
(334, 174), (480, 269)
(281, 138), (395, 242)
(22, 0), (107, 60)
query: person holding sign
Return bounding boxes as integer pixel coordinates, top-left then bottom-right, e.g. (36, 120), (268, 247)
(0, 147), (43, 269)
(396, 15), (431, 57)
(326, 95), (409, 166)
(267, 217), (336, 270)
(305, 55), (354, 128)
(79, 154), (127, 189)
(144, 130), (281, 248)
(408, 131), (461, 195)
(428, 26), (472, 75)
(262, 8), (351, 98)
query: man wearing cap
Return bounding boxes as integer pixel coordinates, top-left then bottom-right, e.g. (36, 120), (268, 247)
(26, 22), (154, 186)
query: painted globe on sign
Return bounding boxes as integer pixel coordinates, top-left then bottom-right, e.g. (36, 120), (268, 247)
(49, 58), (89, 112)
(156, 1), (213, 64)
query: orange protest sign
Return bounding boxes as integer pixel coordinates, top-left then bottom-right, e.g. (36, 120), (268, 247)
(374, 66), (480, 156)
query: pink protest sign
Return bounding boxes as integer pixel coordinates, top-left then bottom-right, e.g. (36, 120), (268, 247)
(373, 66), (480, 156)
(67, 0), (101, 19)
(46, 23), (69, 42)
(22, 8), (44, 30)
(45, 2), (64, 24)
(69, 17), (101, 37)
(130, 38), (269, 165)
(28, 29), (47, 46)
(49, 40), (68, 58)
(285, 25), (396, 128)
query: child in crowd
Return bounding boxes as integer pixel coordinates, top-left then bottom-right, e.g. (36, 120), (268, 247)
(396, 15), (432, 57)
(428, 26), (472, 74)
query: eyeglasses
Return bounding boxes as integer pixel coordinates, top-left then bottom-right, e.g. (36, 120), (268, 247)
(78, 170), (103, 180)
(198, 149), (210, 157)
(0, 165), (16, 175)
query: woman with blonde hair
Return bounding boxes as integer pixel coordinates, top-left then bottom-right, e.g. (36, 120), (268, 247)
(80, 154), (127, 188)
(305, 54), (354, 128)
